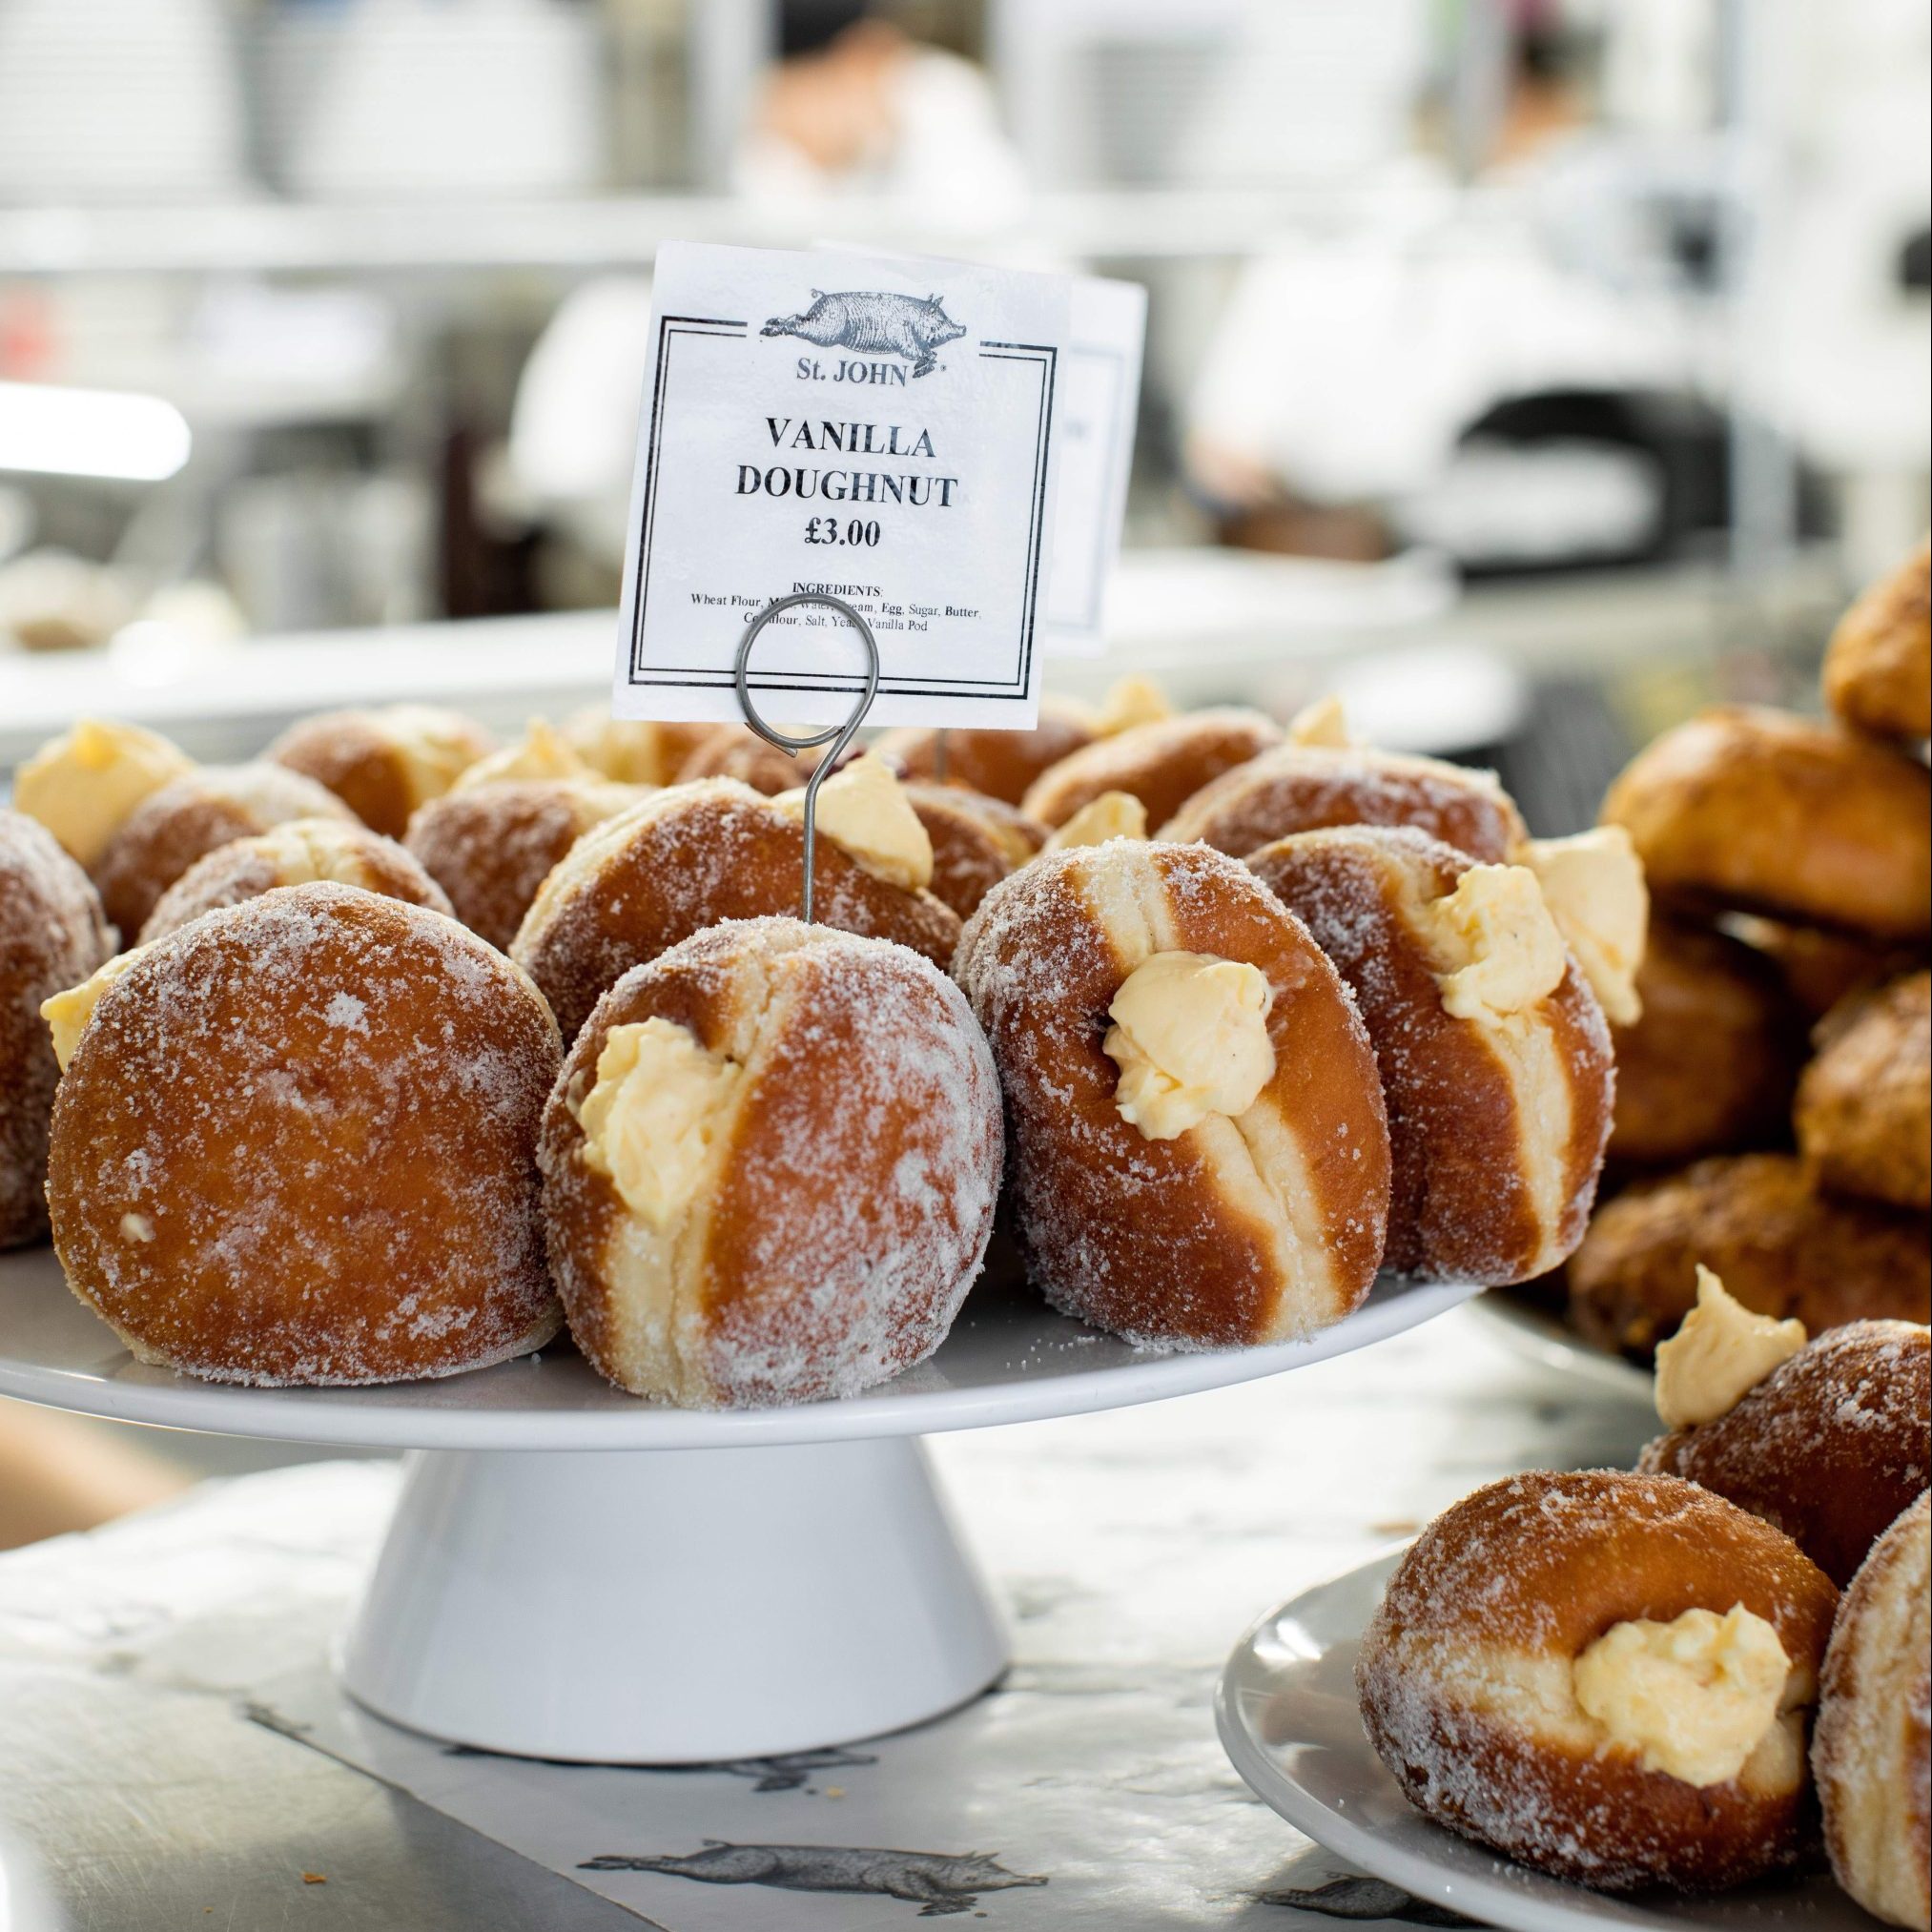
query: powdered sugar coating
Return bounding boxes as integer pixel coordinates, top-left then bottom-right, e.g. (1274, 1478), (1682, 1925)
(140, 818), (454, 941)
(1814, 1492), (1931, 1928)
(1358, 1469), (1839, 1893)
(540, 917), (1001, 1408)
(1018, 708), (1283, 830)
(0, 810), (113, 1248)
(46, 883), (562, 1385)
(954, 839), (1390, 1350)
(1640, 1319), (1930, 1587)
(1160, 742), (1526, 861)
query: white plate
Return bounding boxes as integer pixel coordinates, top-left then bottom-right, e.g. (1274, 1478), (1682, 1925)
(1217, 1550), (1860, 1932)
(0, 1243), (1479, 1451)
(1468, 1290), (1654, 1404)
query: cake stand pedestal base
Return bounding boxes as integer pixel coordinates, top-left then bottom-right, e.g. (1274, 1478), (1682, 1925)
(339, 1436), (1008, 1763)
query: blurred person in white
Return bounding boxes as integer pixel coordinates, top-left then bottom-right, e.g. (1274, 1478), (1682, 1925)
(735, 0), (1028, 222)
(1186, 0), (1700, 567)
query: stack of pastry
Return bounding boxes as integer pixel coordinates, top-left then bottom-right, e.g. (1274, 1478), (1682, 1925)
(1566, 538), (1931, 1361)
(1358, 1264), (1929, 1920)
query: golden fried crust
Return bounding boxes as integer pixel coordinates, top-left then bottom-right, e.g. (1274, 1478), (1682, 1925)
(140, 821), (454, 942)
(268, 708), (494, 836)
(406, 780), (625, 953)
(902, 782), (1012, 919)
(1730, 915), (1928, 1021)
(1601, 707), (1932, 940)
(1358, 1470), (1839, 1893)
(92, 764), (358, 938)
(0, 812), (112, 1248)
(510, 780), (962, 1043)
(674, 726), (819, 795)
(1019, 709), (1284, 831)
(1815, 1493), (1932, 1931)
(874, 698), (1096, 805)
(46, 885), (562, 1386)
(1797, 971), (1932, 1211)
(539, 919), (1002, 1408)
(1825, 539), (1931, 743)
(1250, 827), (1613, 1285)
(1160, 744), (1527, 861)
(1641, 1322), (1929, 1588)
(1567, 1154), (1932, 1361)
(1610, 918), (1807, 1169)
(954, 840), (1390, 1347)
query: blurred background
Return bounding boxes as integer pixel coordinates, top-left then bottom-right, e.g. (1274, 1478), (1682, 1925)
(0, 0), (1926, 1540)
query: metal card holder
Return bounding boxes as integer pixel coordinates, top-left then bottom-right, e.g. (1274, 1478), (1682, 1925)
(733, 591), (880, 925)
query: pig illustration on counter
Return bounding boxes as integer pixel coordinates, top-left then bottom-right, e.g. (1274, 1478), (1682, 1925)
(763, 291), (967, 378)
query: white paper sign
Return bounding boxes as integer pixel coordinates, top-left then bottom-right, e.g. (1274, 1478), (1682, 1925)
(1042, 276), (1146, 659)
(613, 241), (1069, 730)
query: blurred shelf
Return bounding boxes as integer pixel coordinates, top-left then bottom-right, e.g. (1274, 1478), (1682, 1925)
(0, 186), (1421, 278)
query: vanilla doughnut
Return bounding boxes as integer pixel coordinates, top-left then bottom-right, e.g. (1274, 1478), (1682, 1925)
(445, 717), (594, 792)
(140, 818), (454, 942)
(92, 762), (358, 939)
(1019, 709), (1282, 832)
(1568, 1154), (1931, 1360)
(1159, 742), (1527, 863)
(266, 705), (495, 836)
(1249, 827), (1613, 1285)
(1642, 1318), (1929, 1588)
(12, 718), (194, 871)
(954, 838), (1391, 1348)
(1815, 1493), (1931, 1930)
(1358, 1469), (1840, 1892)
(1610, 918), (1807, 1169)
(44, 884), (561, 1385)
(901, 781), (1017, 919)
(874, 696), (1097, 806)
(405, 778), (645, 952)
(1797, 971), (1931, 1211)
(511, 777), (961, 1041)
(560, 709), (721, 787)
(540, 917), (1000, 1408)
(1824, 538), (1930, 744)
(1601, 707), (1932, 940)
(0, 812), (112, 1248)
(674, 724), (820, 795)
(1729, 914), (1926, 1021)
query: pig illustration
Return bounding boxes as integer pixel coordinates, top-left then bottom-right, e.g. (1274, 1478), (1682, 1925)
(582, 1840), (1048, 1916)
(763, 290), (967, 377)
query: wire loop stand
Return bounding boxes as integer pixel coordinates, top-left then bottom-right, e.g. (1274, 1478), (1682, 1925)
(735, 592), (880, 923)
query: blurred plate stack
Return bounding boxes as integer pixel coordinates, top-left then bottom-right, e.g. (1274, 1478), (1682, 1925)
(259, 0), (605, 200)
(0, 0), (249, 202)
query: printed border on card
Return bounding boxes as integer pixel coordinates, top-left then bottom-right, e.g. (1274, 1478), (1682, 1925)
(625, 317), (1057, 701)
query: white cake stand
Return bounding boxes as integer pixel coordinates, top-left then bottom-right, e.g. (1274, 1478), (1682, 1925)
(0, 1244), (1477, 1764)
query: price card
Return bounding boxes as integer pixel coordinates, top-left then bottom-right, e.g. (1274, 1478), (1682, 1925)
(1041, 275), (1146, 659)
(613, 241), (1070, 730)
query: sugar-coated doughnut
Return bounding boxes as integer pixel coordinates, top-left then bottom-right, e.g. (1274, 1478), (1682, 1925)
(674, 724), (819, 795)
(1359, 1470), (1839, 1892)
(1814, 1493), (1932, 1931)
(1825, 539), (1931, 744)
(540, 918), (1000, 1408)
(1601, 707), (1932, 940)
(45, 885), (562, 1386)
(560, 709), (721, 787)
(1567, 1154), (1931, 1360)
(1609, 918), (1806, 1168)
(0, 812), (112, 1248)
(405, 778), (645, 952)
(1249, 827), (1613, 1285)
(874, 697), (1097, 806)
(1159, 742), (1527, 862)
(1642, 1320), (1930, 1587)
(1019, 709), (1283, 832)
(901, 781), (1017, 919)
(1797, 971), (1931, 1211)
(266, 705), (495, 836)
(954, 838), (1391, 1348)
(92, 762), (358, 940)
(140, 817), (453, 942)
(511, 778), (961, 1041)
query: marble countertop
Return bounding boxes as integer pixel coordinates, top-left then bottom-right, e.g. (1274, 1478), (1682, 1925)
(0, 1305), (1655, 1930)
